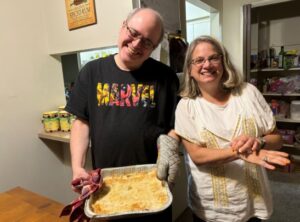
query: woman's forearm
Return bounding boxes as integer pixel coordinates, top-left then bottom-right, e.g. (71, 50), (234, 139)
(182, 139), (238, 166)
(260, 134), (283, 151)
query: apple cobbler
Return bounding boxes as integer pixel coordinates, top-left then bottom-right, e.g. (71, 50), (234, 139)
(91, 169), (169, 215)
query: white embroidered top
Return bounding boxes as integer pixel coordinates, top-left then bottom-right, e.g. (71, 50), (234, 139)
(175, 83), (276, 222)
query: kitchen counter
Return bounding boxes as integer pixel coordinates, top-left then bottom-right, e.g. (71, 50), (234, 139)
(0, 187), (68, 221)
(38, 131), (70, 143)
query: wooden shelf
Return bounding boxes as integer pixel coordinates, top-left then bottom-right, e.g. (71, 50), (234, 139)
(251, 67), (300, 72)
(275, 117), (300, 123)
(283, 143), (300, 149)
(263, 93), (300, 96)
(38, 131), (70, 143)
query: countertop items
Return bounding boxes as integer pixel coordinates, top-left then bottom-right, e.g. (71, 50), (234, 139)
(0, 187), (68, 221)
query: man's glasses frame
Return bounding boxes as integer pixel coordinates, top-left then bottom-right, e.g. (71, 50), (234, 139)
(124, 21), (155, 50)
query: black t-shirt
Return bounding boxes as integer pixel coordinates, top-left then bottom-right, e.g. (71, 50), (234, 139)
(66, 55), (179, 169)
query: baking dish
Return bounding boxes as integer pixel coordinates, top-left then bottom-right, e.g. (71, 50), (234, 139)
(84, 164), (172, 220)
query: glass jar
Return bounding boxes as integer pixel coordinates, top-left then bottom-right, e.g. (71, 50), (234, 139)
(42, 111), (59, 132)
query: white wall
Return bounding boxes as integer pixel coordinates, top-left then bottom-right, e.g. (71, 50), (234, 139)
(251, 16), (300, 54)
(0, 0), (66, 201)
(45, 0), (133, 55)
(0, 0), (133, 204)
(221, 0), (293, 73)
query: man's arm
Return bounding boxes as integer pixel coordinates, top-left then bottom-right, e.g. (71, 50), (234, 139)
(70, 118), (90, 185)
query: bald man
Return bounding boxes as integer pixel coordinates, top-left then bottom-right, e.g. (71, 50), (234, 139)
(66, 8), (179, 221)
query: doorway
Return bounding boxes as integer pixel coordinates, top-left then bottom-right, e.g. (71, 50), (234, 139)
(185, 0), (221, 43)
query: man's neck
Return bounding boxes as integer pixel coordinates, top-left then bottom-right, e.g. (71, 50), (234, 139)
(114, 54), (141, 71)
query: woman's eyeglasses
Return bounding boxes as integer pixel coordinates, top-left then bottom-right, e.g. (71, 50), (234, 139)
(124, 21), (155, 50)
(191, 54), (222, 67)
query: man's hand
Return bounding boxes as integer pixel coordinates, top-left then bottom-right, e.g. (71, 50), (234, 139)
(71, 167), (90, 193)
(156, 135), (180, 187)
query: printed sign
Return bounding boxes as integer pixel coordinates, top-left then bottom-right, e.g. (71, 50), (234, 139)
(65, 0), (97, 30)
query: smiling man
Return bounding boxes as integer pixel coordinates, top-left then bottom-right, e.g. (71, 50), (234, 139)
(66, 8), (179, 222)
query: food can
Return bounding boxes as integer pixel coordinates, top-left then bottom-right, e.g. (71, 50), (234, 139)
(69, 114), (76, 129)
(58, 105), (65, 111)
(290, 100), (300, 120)
(42, 111), (60, 132)
(58, 111), (71, 132)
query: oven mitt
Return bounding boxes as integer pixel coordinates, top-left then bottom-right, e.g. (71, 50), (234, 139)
(156, 135), (180, 187)
(60, 168), (102, 222)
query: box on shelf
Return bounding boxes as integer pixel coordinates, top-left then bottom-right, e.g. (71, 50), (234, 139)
(290, 100), (300, 120)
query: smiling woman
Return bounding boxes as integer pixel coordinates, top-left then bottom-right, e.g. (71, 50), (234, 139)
(175, 35), (290, 222)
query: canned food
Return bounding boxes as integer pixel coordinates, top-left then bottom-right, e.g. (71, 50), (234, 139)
(58, 110), (70, 118)
(42, 111), (59, 132)
(58, 105), (65, 111)
(69, 114), (76, 130)
(59, 111), (71, 132)
(42, 111), (58, 118)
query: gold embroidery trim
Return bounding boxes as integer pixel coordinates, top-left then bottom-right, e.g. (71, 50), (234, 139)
(200, 116), (263, 207)
(202, 131), (229, 207)
(242, 117), (262, 199)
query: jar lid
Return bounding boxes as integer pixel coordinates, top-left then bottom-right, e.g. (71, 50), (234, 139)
(58, 110), (70, 117)
(58, 105), (65, 111)
(43, 111), (58, 118)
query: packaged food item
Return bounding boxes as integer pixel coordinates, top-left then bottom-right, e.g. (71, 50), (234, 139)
(69, 114), (76, 129)
(58, 105), (65, 111)
(278, 46), (284, 68)
(284, 50), (298, 70)
(290, 100), (300, 120)
(42, 111), (60, 132)
(281, 129), (295, 145)
(58, 111), (71, 132)
(270, 99), (280, 116)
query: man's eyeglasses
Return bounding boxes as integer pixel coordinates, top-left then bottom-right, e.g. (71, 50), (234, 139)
(124, 21), (155, 50)
(190, 54), (222, 67)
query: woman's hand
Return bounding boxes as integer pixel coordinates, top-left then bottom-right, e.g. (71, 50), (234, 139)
(238, 149), (291, 170)
(231, 135), (260, 154)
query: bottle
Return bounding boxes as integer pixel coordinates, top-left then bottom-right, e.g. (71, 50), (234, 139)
(278, 46), (284, 68)
(269, 47), (275, 68)
(270, 99), (280, 116)
(262, 79), (269, 93)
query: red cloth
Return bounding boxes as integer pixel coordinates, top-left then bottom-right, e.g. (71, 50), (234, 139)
(60, 168), (102, 222)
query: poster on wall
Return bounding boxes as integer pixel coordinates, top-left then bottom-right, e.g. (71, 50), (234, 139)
(65, 0), (97, 30)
